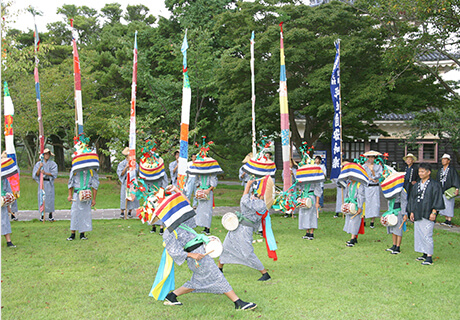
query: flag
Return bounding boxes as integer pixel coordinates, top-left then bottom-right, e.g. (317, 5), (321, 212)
(3, 82), (20, 195)
(149, 246), (175, 300)
(330, 40), (342, 179)
(177, 30), (191, 190)
(70, 19), (83, 135)
(127, 31), (138, 190)
(279, 22), (291, 191)
(250, 31), (257, 156)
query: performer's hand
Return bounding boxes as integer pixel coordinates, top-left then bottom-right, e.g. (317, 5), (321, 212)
(410, 213), (414, 222)
(188, 252), (204, 261)
(429, 213), (436, 221)
(357, 208), (362, 215)
(403, 215), (408, 222)
(455, 189), (459, 196)
(167, 185), (180, 194)
(91, 198), (96, 207)
(67, 195), (73, 202)
(315, 202), (320, 209)
(411, 181), (417, 185)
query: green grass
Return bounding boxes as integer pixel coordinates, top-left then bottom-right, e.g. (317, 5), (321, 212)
(2, 213), (459, 319)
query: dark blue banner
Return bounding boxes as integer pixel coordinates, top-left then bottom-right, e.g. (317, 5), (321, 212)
(330, 40), (341, 179)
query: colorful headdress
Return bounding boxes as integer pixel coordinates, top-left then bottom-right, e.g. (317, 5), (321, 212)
(298, 142), (315, 167)
(71, 133), (99, 174)
(1, 157), (18, 179)
(242, 136), (276, 177)
(381, 172), (405, 199)
(139, 140), (166, 181)
(187, 136), (223, 175)
(338, 161), (369, 186)
(295, 142), (324, 183)
(252, 175), (275, 208)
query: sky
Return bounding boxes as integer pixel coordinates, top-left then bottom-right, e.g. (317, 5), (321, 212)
(5, 0), (170, 32)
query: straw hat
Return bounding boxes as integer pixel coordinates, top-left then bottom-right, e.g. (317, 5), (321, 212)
(242, 152), (253, 164)
(363, 150), (381, 157)
(403, 153), (417, 161)
(122, 147), (129, 156)
(441, 153), (451, 160)
(43, 148), (55, 156)
(1, 151), (7, 158)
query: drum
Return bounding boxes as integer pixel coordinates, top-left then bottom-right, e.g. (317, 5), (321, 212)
(195, 189), (209, 200)
(341, 203), (357, 215)
(79, 189), (92, 202)
(380, 215), (397, 227)
(204, 235), (223, 258)
(222, 212), (239, 231)
(1, 192), (15, 207)
(297, 197), (313, 209)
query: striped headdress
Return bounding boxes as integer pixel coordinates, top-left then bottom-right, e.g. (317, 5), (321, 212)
(1, 157), (18, 178)
(381, 172), (405, 199)
(296, 164), (325, 183)
(155, 192), (196, 232)
(140, 158), (165, 181)
(187, 157), (223, 175)
(243, 158), (276, 177)
(71, 133), (99, 174)
(338, 162), (369, 186)
(252, 175), (274, 208)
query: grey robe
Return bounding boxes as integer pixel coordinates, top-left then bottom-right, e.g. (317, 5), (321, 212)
(32, 160), (58, 213)
(195, 174), (218, 228)
(163, 218), (232, 294)
(169, 160), (178, 186)
(1, 178), (12, 235)
(333, 179), (345, 213)
(219, 194), (266, 270)
(343, 181), (365, 235)
(387, 190), (408, 237)
(363, 163), (382, 218)
(68, 169), (99, 233)
(298, 182), (322, 230)
(185, 161), (197, 206)
(437, 165), (459, 218)
(117, 159), (140, 211)
(239, 166), (250, 186)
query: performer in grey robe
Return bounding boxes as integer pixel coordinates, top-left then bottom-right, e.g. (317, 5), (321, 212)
(168, 150), (179, 186)
(408, 163), (445, 265)
(161, 187), (257, 310)
(185, 154), (197, 207)
(363, 154), (383, 228)
(218, 180), (271, 281)
(1, 177), (16, 247)
(385, 190), (408, 254)
(436, 154), (459, 227)
(343, 180), (365, 247)
(195, 174), (217, 235)
(32, 148), (58, 221)
(67, 169), (99, 240)
(117, 149), (140, 218)
(333, 179), (346, 218)
(298, 182), (322, 240)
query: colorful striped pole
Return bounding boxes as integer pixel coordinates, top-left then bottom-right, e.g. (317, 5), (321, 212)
(70, 19), (83, 136)
(279, 22), (291, 191)
(250, 31), (257, 156)
(177, 30), (191, 190)
(127, 31), (138, 191)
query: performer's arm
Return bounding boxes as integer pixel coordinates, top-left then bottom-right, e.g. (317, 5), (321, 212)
(68, 187), (74, 202)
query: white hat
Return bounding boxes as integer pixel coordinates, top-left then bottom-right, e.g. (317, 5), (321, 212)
(403, 153), (417, 161)
(363, 150), (382, 157)
(441, 154), (451, 160)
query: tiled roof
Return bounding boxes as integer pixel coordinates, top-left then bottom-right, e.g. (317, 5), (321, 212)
(378, 107), (439, 121)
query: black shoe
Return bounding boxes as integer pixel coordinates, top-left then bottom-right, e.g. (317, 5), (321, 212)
(257, 272), (271, 281)
(67, 234), (75, 241)
(446, 220), (453, 228)
(346, 239), (356, 247)
(6, 242), (16, 248)
(159, 228), (164, 236)
(370, 222), (375, 229)
(302, 233), (311, 239)
(386, 245), (396, 252)
(150, 226), (156, 233)
(120, 213), (125, 219)
(80, 233), (88, 240)
(421, 257), (433, 265)
(391, 247), (401, 255)
(440, 220), (448, 226)
(39, 217), (44, 222)
(127, 211), (132, 219)
(164, 292), (182, 306)
(309, 234), (314, 240)
(235, 299), (257, 310)
(333, 214), (339, 218)
(416, 254), (427, 261)
(203, 228), (210, 236)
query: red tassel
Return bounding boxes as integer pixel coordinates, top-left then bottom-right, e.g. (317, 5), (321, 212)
(358, 217), (365, 235)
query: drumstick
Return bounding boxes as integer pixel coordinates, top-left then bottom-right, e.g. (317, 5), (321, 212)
(316, 208), (319, 219)
(195, 250), (215, 268)
(350, 212), (360, 220)
(203, 250), (215, 257)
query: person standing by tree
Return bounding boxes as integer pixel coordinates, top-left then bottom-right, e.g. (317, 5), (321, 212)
(169, 150), (179, 186)
(408, 163), (445, 265)
(436, 154), (459, 227)
(32, 148), (58, 222)
(403, 153), (419, 198)
(117, 147), (140, 219)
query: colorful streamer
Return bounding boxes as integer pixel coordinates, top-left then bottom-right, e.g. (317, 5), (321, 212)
(279, 22), (291, 191)
(127, 31), (138, 190)
(330, 40), (342, 179)
(33, 15), (45, 217)
(3, 82), (20, 195)
(149, 246), (175, 300)
(177, 30), (191, 190)
(70, 19), (83, 135)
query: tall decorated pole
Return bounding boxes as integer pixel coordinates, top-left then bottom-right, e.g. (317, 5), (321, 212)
(33, 13), (46, 220)
(330, 40), (342, 179)
(250, 31), (257, 156)
(177, 30), (191, 190)
(127, 31), (138, 202)
(279, 22), (291, 191)
(70, 19), (83, 136)
(4, 82), (20, 197)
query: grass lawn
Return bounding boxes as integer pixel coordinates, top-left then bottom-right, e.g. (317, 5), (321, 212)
(2, 212), (459, 319)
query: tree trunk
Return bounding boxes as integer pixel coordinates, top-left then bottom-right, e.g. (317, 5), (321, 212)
(49, 134), (66, 171)
(96, 138), (112, 173)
